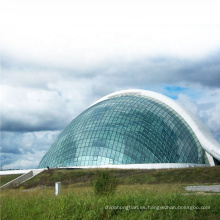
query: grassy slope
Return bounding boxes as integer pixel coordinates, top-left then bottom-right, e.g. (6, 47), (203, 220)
(1, 167), (220, 220)
(0, 174), (22, 187)
(21, 166), (220, 188)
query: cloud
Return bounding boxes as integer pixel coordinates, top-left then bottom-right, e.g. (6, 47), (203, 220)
(3, 51), (220, 88)
(1, 52), (220, 133)
(2, 152), (44, 170)
(177, 94), (199, 115)
(206, 103), (220, 133)
(0, 85), (73, 131)
(1, 0), (220, 69)
(0, 131), (60, 169)
(1, 69), (220, 169)
(1, 1), (220, 169)
(176, 89), (220, 141)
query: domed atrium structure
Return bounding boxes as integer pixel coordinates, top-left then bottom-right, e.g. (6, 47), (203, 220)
(38, 89), (220, 169)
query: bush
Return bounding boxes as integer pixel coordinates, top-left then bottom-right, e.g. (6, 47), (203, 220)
(93, 171), (118, 196)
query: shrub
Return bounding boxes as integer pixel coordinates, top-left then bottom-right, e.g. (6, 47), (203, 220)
(93, 171), (118, 196)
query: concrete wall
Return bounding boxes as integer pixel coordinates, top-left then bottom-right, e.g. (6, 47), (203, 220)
(0, 171), (33, 190)
(0, 170), (31, 175)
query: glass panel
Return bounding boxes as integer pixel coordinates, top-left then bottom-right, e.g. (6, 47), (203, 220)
(39, 94), (209, 168)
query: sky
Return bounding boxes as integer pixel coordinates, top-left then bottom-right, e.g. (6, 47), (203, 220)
(1, 0), (220, 169)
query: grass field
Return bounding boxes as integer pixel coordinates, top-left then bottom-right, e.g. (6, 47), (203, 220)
(1, 166), (220, 219)
(0, 174), (22, 187)
(20, 166), (220, 188)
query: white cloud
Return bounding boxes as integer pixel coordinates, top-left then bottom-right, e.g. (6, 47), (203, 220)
(1, 131), (60, 169)
(177, 88), (220, 141)
(1, 54), (220, 132)
(2, 83), (220, 169)
(206, 103), (220, 133)
(3, 152), (43, 170)
(177, 93), (198, 115)
(1, 1), (220, 68)
(0, 85), (72, 131)
(1, 0), (220, 169)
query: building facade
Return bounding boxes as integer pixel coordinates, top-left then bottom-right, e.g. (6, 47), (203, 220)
(38, 89), (220, 169)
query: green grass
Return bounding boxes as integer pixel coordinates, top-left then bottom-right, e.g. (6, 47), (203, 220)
(93, 171), (118, 196)
(1, 167), (220, 219)
(0, 174), (22, 187)
(1, 184), (219, 220)
(21, 166), (220, 189)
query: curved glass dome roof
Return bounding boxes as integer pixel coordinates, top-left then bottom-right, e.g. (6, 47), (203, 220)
(38, 89), (220, 168)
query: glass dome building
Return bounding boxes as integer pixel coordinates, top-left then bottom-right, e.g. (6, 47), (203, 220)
(38, 89), (220, 169)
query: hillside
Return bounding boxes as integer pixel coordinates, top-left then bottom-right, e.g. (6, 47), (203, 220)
(21, 166), (220, 189)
